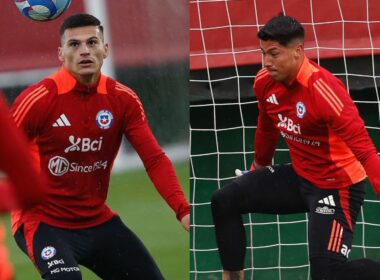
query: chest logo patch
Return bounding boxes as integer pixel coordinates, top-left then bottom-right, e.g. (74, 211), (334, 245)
(52, 114), (71, 127)
(278, 114), (301, 134)
(266, 93), (279, 105)
(296, 101), (306, 119)
(96, 110), (113, 129)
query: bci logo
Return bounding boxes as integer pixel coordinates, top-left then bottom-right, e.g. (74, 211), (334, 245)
(64, 135), (103, 153)
(277, 114), (301, 135)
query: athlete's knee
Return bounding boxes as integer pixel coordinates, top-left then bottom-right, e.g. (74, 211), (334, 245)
(211, 188), (225, 211)
(211, 183), (238, 214)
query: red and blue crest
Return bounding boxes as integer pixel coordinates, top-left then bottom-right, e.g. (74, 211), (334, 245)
(96, 110), (113, 129)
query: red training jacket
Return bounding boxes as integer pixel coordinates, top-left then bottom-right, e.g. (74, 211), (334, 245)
(254, 57), (380, 192)
(0, 94), (46, 212)
(10, 66), (189, 233)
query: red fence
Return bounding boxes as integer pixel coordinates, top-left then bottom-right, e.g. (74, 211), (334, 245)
(0, 0), (186, 72)
(190, 0), (380, 70)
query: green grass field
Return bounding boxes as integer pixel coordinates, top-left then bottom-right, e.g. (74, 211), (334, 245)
(0, 161), (189, 280)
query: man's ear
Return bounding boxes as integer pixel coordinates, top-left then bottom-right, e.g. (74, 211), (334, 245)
(294, 43), (304, 59)
(103, 43), (109, 59)
(58, 47), (64, 62)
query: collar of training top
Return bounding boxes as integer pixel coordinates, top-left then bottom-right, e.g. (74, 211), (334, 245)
(47, 66), (108, 95)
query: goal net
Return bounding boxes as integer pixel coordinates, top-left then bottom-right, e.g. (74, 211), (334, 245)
(190, 1), (380, 279)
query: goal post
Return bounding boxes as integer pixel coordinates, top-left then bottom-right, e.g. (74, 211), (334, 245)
(190, 1), (380, 279)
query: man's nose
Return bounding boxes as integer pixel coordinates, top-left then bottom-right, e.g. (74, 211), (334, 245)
(79, 43), (90, 54)
(263, 55), (272, 68)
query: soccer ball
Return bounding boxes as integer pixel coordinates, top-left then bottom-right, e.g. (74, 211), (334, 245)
(14, 0), (72, 21)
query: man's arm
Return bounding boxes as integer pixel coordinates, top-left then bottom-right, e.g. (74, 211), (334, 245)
(0, 94), (46, 210)
(236, 75), (279, 175)
(180, 214), (190, 231)
(121, 87), (190, 227)
(314, 76), (380, 193)
(253, 77), (280, 167)
(125, 122), (190, 223)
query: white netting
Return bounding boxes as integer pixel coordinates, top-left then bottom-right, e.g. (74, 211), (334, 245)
(190, 1), (380, 279)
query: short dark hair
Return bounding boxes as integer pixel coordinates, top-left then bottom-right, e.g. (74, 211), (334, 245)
(257, 15), (304, 46)
(60, 13), (104, 37)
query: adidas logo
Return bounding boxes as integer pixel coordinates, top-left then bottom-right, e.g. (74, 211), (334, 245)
(52, 114), (71, 127)
(266, 94), (279, 105)
(318, 195), (335, 206)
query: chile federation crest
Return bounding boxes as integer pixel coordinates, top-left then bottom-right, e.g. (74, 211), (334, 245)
(96, 110), (113, 129)
(296, 101), (306, 119)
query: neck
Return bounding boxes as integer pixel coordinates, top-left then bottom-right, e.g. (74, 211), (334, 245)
(283, 55), (305, 86)
(73, 72), (100, 86)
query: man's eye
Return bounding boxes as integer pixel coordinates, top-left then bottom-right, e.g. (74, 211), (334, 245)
(69, 42), (79, 47)
(89, 40), (97, 46)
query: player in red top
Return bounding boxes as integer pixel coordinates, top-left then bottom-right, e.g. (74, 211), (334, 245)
(0, 93), (47, 280)
(11, 14), (189, 280)
(211, 15), (380, 280)
(0, 93), (47, 212)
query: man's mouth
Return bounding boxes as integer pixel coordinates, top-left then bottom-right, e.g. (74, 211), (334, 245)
(267, 68), (277, 75)
(79, 60), (93, 65)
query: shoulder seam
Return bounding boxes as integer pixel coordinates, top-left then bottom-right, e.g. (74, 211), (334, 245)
(13, 84), (49, 127)
(254, 68), (269, 84)
(313, 78), (344, 116)
(114, 83), (146, 121)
